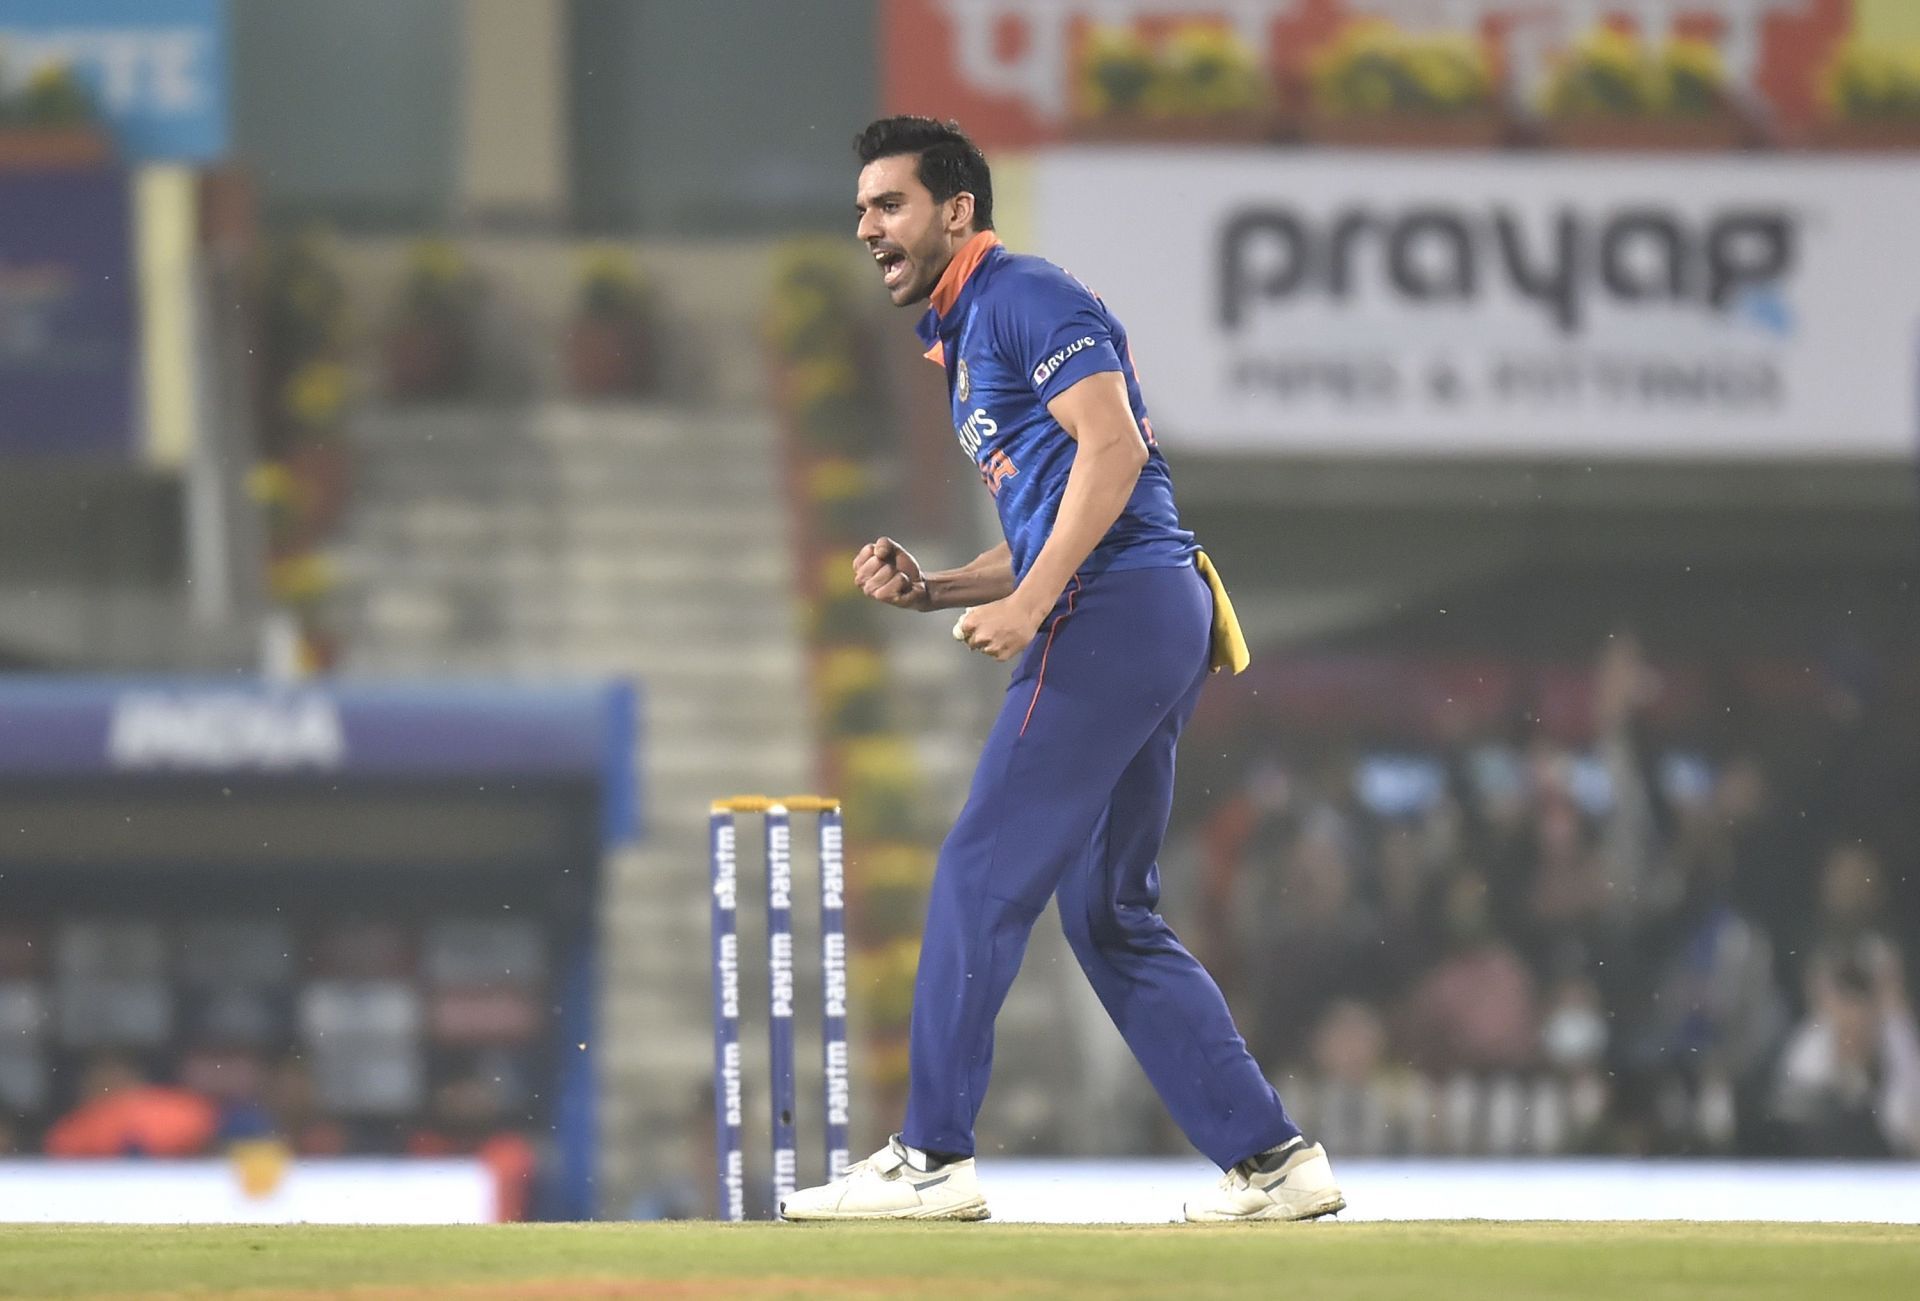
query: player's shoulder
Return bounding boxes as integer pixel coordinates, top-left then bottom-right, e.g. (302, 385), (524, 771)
(981, 249), (1097, 311)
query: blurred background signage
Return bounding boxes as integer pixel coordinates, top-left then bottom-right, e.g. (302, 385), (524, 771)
(0, 0), (230, 163)
(883, 0), (1859, 148)
(0, 169), (137, 459)
(1034, 152), (1920, 456)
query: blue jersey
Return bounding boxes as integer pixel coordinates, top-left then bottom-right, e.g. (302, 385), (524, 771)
(914, 234), (1195, 583)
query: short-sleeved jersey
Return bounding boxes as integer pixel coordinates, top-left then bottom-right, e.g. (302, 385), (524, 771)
(914, 233), (1195, 583)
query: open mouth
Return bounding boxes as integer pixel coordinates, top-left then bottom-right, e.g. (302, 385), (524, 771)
(874, 248), (908, 290)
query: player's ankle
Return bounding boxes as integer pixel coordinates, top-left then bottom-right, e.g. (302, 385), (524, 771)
(1240, 1135), (1306, 1173)
(898, 1136), (968, 1171)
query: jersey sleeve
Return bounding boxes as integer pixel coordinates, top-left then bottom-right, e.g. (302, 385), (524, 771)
(994, 270), (1124, 406)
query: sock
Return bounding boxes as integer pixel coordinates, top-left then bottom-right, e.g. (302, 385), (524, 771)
(899, 1139), (965, 1172)
(1244, 1136), (1306, 1172)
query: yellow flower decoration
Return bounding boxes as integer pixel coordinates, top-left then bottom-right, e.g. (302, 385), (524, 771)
(1542, 27), (1728, 119)
(840, 733), (921, 791)
(1820, 43), (1920, 121)
(807, 457), (872, 504)
(1158, 22), (1265, 117)
(852, 937), (923, 1029)
(406, 238), (466, 285)
(268, 553), (336, 606)
(1311, 20), (1493, 117)
(817, 645), (887, 703)
(283, 361), (349, 427)
(246, 463), (296, 507)
(788, 355), (859, 409)
(1078, 25), (1157, 117)
(818, 551), (869, 604)
(578, 243), (638, 288)
(860, 842), (935, 892)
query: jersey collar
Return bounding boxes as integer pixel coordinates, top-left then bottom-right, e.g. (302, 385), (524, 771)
(915, 230), (1003, 365)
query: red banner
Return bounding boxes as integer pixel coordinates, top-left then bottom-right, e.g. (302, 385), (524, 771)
(882, 0), (1860, 149)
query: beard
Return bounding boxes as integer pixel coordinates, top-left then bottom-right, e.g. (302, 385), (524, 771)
(874, 230), (953, 307)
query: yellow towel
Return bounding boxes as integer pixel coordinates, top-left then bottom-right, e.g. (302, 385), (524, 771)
(1195, 551), (1250, 676)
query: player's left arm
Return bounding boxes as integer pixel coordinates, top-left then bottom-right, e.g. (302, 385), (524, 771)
(956, 371), (1145, 660)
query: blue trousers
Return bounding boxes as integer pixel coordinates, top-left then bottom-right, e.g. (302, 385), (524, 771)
(901, 561), (1300, 1170)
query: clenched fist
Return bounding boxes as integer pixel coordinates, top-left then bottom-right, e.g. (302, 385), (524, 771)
(952, 594), (1046, 662)
(853, 537), (933, 611)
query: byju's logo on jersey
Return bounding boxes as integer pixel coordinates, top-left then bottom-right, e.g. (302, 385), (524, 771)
(1033, 336), (1096, 387)
(956, 407), (998, 459)
(955, 356), (971, 403)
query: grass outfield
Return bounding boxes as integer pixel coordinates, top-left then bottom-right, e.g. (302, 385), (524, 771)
(2, 1222), (1917, 1299)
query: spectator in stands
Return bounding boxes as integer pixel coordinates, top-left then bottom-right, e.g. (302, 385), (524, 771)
(1526, 788), (1614, 960)
(1251, 812), (1377, 1069)
(1174, 623), (1920, 1157)
(1711, 755), (1800, 956)
(1624, 832), (1787, 1153)
(1299, 999), (1404, 1157)
(43, 1054), (217, 1158)
(1773, 953), (1920, 1157)
(1803, 843), (1906, 1013)
(1194, 754), (1293, 988)
(407, 1073), (537, 1221)
(1540, 973), (1610, 1077)
(1398, 870), (1538, 1073)
(262, 1057), (349, 1156)
(1538, 971), (1613, 1151)
(1365, 821), (1442, 997)
(1461, 742), (1535, 934)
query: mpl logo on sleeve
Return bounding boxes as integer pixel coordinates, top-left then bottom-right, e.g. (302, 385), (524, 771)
(107, 691), (346, 771)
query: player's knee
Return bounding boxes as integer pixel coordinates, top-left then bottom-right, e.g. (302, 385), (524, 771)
(1059, 905), (1093, 959)
(1062, 897), (1154, 959)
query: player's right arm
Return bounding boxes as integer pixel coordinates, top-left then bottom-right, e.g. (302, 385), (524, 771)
(853, 538), (1012, 611)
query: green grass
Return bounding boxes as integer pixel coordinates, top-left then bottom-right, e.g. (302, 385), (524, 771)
(1, 1222), (1916, 1299)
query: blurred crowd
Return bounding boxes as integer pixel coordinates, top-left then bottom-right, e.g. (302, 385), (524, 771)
(0, 918), (547, 1217)
(0, 1050), (536, 1220)
(1184, 635), (1920, 1159)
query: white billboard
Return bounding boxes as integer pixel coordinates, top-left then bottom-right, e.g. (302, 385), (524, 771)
(0, 1158), (497, 1224)
(1033, 151), (1920, 458)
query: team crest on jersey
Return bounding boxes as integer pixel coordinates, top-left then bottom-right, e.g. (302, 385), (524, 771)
(955, 356), (970, 403)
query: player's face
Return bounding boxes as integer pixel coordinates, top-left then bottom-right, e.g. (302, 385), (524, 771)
(855, 155), (967, 307)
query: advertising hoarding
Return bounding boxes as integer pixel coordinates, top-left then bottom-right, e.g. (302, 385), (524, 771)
(881, 0), (1852, 149)
(0, 169), (137, 460)
(0, 0), (229, 163)
(0, 1159), (496, 1224)
(1033, 152), (1920, 457)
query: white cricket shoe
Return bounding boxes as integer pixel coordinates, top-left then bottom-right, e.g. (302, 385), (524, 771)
(779, 1135), (990, 1222)
(1183, 1140), (1346, 1222)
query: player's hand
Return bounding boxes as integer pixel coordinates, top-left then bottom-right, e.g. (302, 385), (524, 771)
(953, 594), (1046, 662)
(853, 537), (932, 611)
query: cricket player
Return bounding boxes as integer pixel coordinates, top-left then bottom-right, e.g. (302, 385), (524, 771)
(780, 117), (1344, 1223)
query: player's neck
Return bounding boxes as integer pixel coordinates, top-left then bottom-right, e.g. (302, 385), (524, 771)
(928, 229), (1001, 316)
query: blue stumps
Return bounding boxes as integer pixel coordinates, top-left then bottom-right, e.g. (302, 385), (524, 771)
(818, 805), (851, 1180)
(707, 808), (745, 1221)
(763, 804), (798, 1210)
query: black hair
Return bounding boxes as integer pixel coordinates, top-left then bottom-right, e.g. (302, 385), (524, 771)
(853, 116), (994, 231)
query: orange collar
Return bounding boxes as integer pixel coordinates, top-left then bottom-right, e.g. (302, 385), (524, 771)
(928, 230), (1001, 318)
